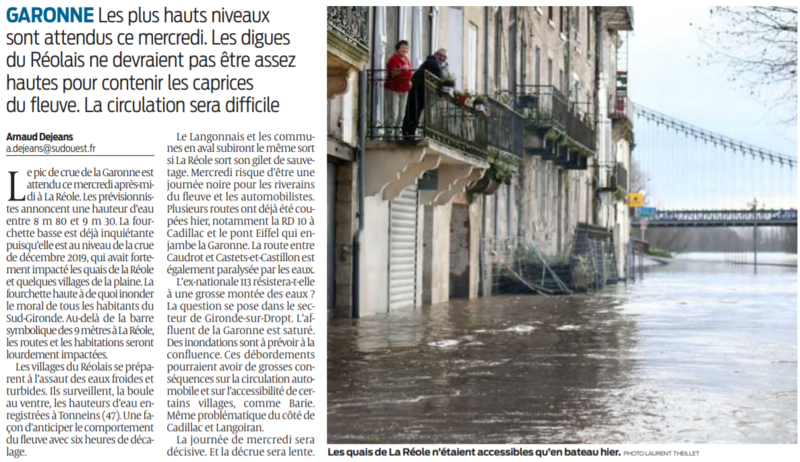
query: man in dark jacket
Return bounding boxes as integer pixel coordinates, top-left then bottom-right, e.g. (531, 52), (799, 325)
(402, 49), (447, 137)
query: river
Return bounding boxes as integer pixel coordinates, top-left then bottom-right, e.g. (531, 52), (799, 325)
(328, 254), (797, 444)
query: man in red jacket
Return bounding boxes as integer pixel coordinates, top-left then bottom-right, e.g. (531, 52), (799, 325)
(384, 40), (412, 138)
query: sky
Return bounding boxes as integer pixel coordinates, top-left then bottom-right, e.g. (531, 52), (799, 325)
(628, 5), (798, 210)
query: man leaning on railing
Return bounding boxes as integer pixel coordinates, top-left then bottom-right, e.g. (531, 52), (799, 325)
(402, 49), (447, 138)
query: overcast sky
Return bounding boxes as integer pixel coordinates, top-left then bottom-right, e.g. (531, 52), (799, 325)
(628, 5), (797, 209)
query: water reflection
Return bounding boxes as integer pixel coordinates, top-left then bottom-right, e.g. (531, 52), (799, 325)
(328, 255), (797, 443)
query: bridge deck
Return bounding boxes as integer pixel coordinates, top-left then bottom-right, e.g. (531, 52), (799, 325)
(633, 209), (798, 228)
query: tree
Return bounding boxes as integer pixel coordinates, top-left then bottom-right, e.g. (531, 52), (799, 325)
(698, 7), (798, 121)
(628, 159), (651, 196)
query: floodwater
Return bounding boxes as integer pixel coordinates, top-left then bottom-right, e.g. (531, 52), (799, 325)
(328, 253), (797, 444)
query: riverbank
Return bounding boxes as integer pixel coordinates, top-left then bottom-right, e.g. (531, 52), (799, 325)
(674, 251), (798, 267)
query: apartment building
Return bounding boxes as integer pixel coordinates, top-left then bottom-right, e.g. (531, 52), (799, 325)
(327, 6), (634, 317)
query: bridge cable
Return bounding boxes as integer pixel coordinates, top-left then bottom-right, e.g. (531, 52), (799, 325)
(635, 104), (797, 169)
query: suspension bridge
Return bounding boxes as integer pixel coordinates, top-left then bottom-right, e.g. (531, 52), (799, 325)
(630, 105), (797, 229)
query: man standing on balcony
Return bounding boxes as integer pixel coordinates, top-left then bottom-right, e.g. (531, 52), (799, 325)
(402, 48), (447, 138)
(384, 40), (413, 138)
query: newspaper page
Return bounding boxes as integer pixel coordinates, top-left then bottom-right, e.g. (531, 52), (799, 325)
(1, 2), (798, 461)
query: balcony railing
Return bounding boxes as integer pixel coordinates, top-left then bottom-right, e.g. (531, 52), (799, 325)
(486, 97), (524, 160)
(599, 162), (628, 192)
(616, 163), (628, 192)
(367, 70), (488, 160)
(327, 7), (369, 52)
(567, 109), (597, 152)
(610, 94), (634, 123)
(515, 85), (597, 154)
(515, 85), (569, 133)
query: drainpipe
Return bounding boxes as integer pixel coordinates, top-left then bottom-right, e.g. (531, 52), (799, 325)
(592, 7), (602, 227)
(565, 7), (572, 102)
(594, 8), (601, 126)
(484, 7), (490, 95)
(479, 6), (490, 297)
(352, 69), (367, 318)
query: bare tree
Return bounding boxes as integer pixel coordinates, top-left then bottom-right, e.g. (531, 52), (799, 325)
(628, 159), (651, 196)
(697, 7), (798, 121)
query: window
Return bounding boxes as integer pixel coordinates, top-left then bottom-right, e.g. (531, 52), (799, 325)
(398, 6), (407, 42)
(411, 7), (423, 67)
(559, 7), (566, 34)
(508, 7), (517, 92)
(547, 58), (553, 86)
(494, 8), (503, 92)
(548, 7), (553, 21)
(534, 46), (541, 86)
(468, 23), (478, 93)
(446, 7), (464, 88)
(575, 7), (580, 41)
(428, 7), (439, 54)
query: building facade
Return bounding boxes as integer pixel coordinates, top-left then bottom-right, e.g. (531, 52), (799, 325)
(327, 6), (635, 318)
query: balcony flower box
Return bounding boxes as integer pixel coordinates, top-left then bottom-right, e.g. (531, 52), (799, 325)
(439, 77), (456, 97)
(473, 97), (487, 115)
(457, 94), (473, 106)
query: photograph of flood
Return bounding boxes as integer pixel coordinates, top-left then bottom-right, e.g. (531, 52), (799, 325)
(326, 6), (797, 444)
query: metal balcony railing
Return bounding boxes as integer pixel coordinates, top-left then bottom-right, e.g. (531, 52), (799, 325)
(610, 94), (634, 123)
(486, 97), (524, 159)
(567, 109), (597, 152)
(515, 85), (569, 133)
(599, 162), (628, 192)
(366, 70), (488, 160)
(515, 85), (597, 154)
(327, 6), (369, 52)
(616, 162), (629, 192)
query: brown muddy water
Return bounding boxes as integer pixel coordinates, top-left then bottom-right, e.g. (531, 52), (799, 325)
(328, 256), (797, 444)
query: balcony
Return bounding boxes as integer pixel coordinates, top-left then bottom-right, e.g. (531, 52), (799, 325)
(567, 104), (597, 154)
(600, 7), (634, 31)
(327, 7), (369, 99)
(364, 70), (489, 204)
(515, 85), (596, 167)
(515, 85), (568, 133)
(327, 7), (369, 53)
(486, 97), (524, 161)
(598, 162), (629, 195)
(463, 97), (524, 195)
(610, 94), (634, 124)
(368, 70), (488, 159)
(617, 163), (629, 193)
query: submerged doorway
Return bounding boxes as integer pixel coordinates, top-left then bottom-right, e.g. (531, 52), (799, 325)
(449, 203), (471, 298)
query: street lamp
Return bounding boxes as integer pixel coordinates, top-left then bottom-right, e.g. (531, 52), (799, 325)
(747, 197), (759, 275)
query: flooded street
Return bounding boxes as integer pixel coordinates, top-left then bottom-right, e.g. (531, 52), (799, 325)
(328, 255), (797, 444)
